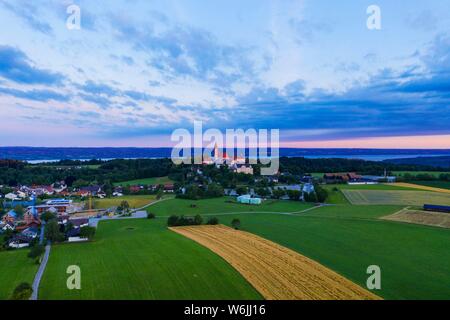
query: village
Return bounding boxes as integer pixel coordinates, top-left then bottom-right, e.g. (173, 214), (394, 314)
(0, 163), (397, 251)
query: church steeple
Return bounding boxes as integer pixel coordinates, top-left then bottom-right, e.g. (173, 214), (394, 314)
(214, 143), (219, 159)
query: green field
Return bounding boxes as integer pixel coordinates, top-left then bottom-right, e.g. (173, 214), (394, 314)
(342, 190), (450, 206)
(394, 171), (449, 177)
(94, 195), (157, 209)
(39, 219), (261, 300)
(207, 206), (450, 300)
(113, 176), (173, 187)
(410, 181), (450, 190)
(147, 197), (314, 216)
(0, 249), (39, 300)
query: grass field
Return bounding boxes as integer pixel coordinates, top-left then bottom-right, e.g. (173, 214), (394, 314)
(147, 197), (314, 216)
(172, 225), (379, 300)
(0, 249), (39, 300)
(342, 190), (450, 206)
(113, 176), (173, 186)
(204, 206), (450, 300)
(393, 171), (449, 177)
(93, 195), (157, 209)
(39, 219), (261, 300)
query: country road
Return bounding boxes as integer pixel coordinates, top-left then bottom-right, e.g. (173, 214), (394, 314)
(30, 243), (51, 300)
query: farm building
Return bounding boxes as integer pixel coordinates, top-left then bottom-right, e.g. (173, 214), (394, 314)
(237, 195), (262, 205)
(424, 204), (450, 214)
(361, 175), (397, 183)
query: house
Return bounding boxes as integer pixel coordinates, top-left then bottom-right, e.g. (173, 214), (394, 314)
(237, 195), (262, 205)
(70, 218), (89, 229)
(234, 165), (254, 175)
(22, 212), (41, 227)
(78, 185), (103, 197)
(303, 183), (315, 194)
(32, 203), (70, 215)
(361, 175), (397, 183)
(21, 227), (39, 239)
(52, 182), (67, 194)
(8, 234), (34, 249)
(46, 199), (73, 206)
(29, 198), (75, 215)
(1, 221), (15, 232)
(58, 215), (70, 225)
(2, 210), (17, 223)
(164, 184), (175, 193)
(4, 193), (19, 201)
(273, 185), (303, 192)
(66, 228), (88, 242)
(129, 185), (141, 193)
(324, 173), (362, 183)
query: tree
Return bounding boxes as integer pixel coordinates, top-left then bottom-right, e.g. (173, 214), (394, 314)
(118, 200), (130, 214)
(168, 215), (179, 227)
(28, 244), (45, 260)
(10, 283), (33, 300)
(236, 186), (248, 196)
(207, 217), (219, 225)
(287, 190), (301, 201)
(205, 183), (224, 198)
(79, 226), (96, 240)
(147, 212), (156, 219)
(45, 220), (65, 243)
(231, 219), (241, 230)
(156, 189), (164, 200)
(13, 205), (24, 218)
(41, 211), (57, 222)
(314, 184), (328, 203)
(256, 187), (269, 197)
(272, 189), (286, 199)
(194, 214), (203, 225)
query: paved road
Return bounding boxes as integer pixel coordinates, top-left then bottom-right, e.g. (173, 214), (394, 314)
(30, 243), (51, 300)
(89, 197), (173, 228)
(39, 222), (46, 245)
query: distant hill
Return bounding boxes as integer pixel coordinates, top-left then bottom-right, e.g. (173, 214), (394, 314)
(0, 147), (449, 162)
(384, 156), (450, 169)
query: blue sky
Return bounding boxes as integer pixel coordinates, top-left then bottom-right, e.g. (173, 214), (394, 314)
(0, 0), (449, 148)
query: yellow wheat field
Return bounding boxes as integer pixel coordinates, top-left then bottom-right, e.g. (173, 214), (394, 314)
(391, 183), (450, 195)
(170, 225), (381, 300)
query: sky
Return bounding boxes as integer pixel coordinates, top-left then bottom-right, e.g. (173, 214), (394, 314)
(0, 0), (449, 148)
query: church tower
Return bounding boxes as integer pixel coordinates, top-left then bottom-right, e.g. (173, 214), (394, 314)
(214, 143), (219, 159)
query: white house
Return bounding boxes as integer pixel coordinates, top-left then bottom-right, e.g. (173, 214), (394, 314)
(302, 183), (315, 194)
(4, 193), (18, 201)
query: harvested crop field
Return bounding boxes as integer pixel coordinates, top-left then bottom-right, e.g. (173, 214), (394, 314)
(342, 190), (450, 206)
(390, 183), (450, 194)
(383, 208), (450, 229)
(170, 225), (380, 300)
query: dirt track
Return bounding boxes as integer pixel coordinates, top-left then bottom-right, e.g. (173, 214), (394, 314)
(170, 225), (381, 300)
(383, 208), (450, 229)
